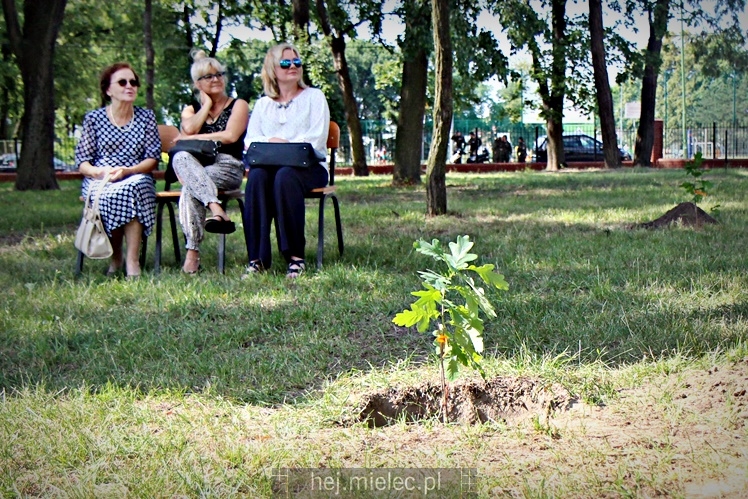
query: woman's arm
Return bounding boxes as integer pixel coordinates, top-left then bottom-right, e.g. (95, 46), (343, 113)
(179, 98), (249, 145)
(300, 89), (330, 157)
(180, 91), (213, 136)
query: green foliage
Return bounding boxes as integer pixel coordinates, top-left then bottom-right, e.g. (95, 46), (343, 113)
(393, 235), (508, 381)
(680, 151), (713, 204)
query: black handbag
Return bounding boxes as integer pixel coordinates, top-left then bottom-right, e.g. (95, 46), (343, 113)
(165, 139), (222, 183)
(244, 142), (319, 169)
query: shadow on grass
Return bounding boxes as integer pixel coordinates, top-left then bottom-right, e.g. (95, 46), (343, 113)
(0, 171), (746, 405)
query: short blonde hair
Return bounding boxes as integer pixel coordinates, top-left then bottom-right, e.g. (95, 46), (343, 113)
(190, 49), (227, 84)
(261, 43), (307, 99)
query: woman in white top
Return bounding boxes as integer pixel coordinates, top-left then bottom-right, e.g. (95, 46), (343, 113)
(243, 42), (330, 278)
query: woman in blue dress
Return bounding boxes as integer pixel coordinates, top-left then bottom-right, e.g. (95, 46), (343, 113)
(75, 62), (161, 278)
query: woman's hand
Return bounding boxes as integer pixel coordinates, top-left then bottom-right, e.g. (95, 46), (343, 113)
(268, 137), (289, 143)
(94, 166), (116, 180)
(199, 90), (213, 110)
(108, 167), (130, 182)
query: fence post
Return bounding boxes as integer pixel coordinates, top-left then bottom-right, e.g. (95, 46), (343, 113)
(652, 120), (663, 164)
(712, 122), (716, 159)
(725, 129), (728, 167)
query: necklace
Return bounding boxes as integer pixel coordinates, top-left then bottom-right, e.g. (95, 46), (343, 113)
(108, 105), (133, 132)
(277, 99), (294, 110)
(277, 88), (301, 109)
(207, 97), (231, 123)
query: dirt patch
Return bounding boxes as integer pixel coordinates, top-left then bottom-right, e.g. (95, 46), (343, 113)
(339, 360), (748, 496)
(355, 377), (575, 427)
(636, 201), (718, 229)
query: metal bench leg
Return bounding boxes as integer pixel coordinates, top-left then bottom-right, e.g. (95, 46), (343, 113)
(75, 250), (85, 276)
(167, 202), (181, 265)
(316, 197), (326, 269)
(330, 194), (343, 256)
(154, 201), (165, 274)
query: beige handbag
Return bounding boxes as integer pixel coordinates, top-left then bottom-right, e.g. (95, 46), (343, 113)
(74, 173), (113, 259)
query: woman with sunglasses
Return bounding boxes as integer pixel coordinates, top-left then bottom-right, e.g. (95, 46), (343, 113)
(170, 49), (249, 274)
(75, 62), (161, 279)
(243, 42), (330, 279)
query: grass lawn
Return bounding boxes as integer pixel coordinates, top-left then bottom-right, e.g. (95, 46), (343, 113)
(1, 168), (747, 497)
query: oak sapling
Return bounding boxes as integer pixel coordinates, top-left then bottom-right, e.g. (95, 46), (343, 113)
(393, 235), (509, 422)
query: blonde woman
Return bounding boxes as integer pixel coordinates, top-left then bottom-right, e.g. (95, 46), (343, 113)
(243, 42), (330, 279)
(171, 50), (249, 274)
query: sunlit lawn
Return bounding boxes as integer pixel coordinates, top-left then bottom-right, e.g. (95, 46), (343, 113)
(0, 168), (746, 496)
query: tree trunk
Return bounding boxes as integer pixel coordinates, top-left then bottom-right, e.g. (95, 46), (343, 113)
(292, 0), (310, 38)
(589, 0), (620, 168)
(634, 0), (670, 166)
(143, 0), (155, 110)
(2, 0), (67, 190)
(393, 0), (430, 185)
(426, 0), (452, 216)
(210, 0), (223, 58)
(532, 0), (566, 171)
(182, 4), (194, 60)
(315, 0), (368, 176)
(393, 51), (428, 185)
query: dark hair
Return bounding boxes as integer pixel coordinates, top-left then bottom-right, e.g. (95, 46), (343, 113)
(99, 62), (140, 106)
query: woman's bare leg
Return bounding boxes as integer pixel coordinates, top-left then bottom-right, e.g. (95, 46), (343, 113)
(108, 228), (124, 274)
(123, 219), (143, 277)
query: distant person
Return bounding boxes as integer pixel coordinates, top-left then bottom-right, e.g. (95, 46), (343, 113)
(75, 62), (161, 279)
(492, 135), (501, 163)
(494, 135), (511, 163)
(501, 135), (513, 162)
(467, 131), (482, 157)
(516, 137), (527, 163)
(451, 131), (466, 163)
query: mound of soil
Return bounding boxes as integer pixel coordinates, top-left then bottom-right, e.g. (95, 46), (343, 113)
(356, 377), (575, 427)
(637, 202), (718, 229)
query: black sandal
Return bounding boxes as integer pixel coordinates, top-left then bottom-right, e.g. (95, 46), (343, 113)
(204, 216), (236, 234)
(241, 260), (265, 279)
(286, 259), (305, 279)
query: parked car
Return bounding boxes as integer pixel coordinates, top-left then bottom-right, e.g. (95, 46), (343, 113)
(0, 153), (75, 172)
(534, 134), (631, 163)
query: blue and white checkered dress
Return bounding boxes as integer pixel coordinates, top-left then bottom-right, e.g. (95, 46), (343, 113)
(75, 107), (161, 236)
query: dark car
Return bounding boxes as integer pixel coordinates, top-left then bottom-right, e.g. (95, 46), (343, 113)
(534, 134), (631, 163)
(0, 153), (75, 172)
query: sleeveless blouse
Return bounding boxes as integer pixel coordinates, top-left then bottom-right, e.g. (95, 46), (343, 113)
(191, 99), (245, 160)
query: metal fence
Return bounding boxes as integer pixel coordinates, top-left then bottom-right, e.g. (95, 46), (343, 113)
(41, 121), (748, 167)
(351, 119), (748, 164)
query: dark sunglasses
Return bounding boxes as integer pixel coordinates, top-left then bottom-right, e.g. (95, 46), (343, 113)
(278, 58), (302, 69)
(197, 72), (225, 82)
(115, 78), (139, 87)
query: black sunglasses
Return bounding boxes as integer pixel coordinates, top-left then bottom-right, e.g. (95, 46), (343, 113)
(278, 58), (302, 69)
(197, 72), (226, 82)
(115, 78), (139, 87)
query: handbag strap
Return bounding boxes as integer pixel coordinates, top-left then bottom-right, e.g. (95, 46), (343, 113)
(84, 173), (112, 213)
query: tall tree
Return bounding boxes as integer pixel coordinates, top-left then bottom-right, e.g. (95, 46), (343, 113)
(494, 0), (568, 171)
(632, 0), (669, 165)
(425, 0), (451, 216)
(589, 0), (620, 167)
(2, 0), (67, 190)
(393, 0), (430, 185)
(292, 0), (310, 38)
(314, 0), (370, 176)
(144, 0), (155, 110)
(625, 0), (745, 162)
